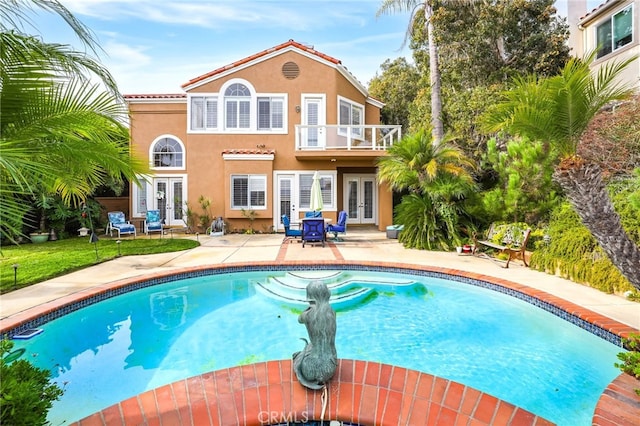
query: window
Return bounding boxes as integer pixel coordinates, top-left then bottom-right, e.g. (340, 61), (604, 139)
(299, 173), (333, 209)
(597, 5), (633, 59)
(225, 83), (251, 129)
(152, 137), (183, 168)
(232, 175), (266, 209)
(190, 96), (217, 130)
(257, 97), (284, 130)
(133, 179), (149, 217)
(338, 98), (364, 137)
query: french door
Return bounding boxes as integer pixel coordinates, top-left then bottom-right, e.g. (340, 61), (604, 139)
(276, 174), (297, 230)
(302, 96), (325, 147)
(154, 177), (185, 226)
(343, 174), (376, 225)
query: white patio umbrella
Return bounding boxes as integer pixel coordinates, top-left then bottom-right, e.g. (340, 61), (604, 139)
(309, 171), (324, 212)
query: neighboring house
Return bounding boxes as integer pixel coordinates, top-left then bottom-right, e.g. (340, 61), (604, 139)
(567, 0), (639, 90)
(125, 40), (401, 233)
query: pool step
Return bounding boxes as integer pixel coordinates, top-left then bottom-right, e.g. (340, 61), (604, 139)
(253, 271), (416, 311)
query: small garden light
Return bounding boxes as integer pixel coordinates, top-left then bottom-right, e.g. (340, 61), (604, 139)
(12, 264), (18, 289)
(116, 240), (122, 257)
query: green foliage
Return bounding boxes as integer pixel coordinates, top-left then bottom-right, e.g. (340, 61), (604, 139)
(1, 339), (63, 425)
(0, 237), (199, 293)
(615, 333), (640, 396)
(395, 191), (476, 251)
(529, 203), (634, 294)
(608, 170), (640, 244)
(368, 57), (420, 130)
(481, 137), (561, 224)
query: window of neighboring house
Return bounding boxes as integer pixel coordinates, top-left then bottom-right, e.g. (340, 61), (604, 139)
(190, 96), (218, 130)
(596, 5), (633, 59)
(225, 83), (251, 129)
(257, 97), (284, 130)
(152, 137), (183, 168)
(299, 173), (334, 210)
(231, 174), (266, 209)
(338, 98), (363, 138)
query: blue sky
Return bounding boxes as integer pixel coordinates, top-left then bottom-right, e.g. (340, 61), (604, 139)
(28, 0), (602, 95)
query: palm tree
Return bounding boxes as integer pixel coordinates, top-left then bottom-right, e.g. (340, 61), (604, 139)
(483, 53), (640, 291)
(377, 129), (477, 249)
(377, 0), (478, 144)
(377, 0), (442, 144)
(1, 2), (147, 240)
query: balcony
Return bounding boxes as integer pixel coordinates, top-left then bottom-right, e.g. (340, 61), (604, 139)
(295, 125), (402, 152)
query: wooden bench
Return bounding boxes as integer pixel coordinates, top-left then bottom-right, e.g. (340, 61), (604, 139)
(472, 224), (531, 268)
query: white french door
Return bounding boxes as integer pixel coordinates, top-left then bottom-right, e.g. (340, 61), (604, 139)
(276, 174), (297, 230)
(302, 96), (325, 147)
(343, 174), (376, 225)
(154, 177), (185, 226)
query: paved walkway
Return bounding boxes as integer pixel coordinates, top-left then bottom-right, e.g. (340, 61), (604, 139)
(2, 229), (638, 329)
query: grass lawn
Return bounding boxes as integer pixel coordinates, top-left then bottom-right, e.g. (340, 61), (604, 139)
(0, 236), (199, 293)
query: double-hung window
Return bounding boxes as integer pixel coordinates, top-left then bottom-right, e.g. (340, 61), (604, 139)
(231, 175), (266, 209)
(596, 5), (633, 59)
(338, 98), (364, 138)
(225, 83), (251, 129)
(257, 97), (284, 130)
(190, 96), (217, 130)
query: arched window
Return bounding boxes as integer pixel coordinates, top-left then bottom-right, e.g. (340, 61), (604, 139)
(152, 137), (183, 168)
(224, 83), (251, 129)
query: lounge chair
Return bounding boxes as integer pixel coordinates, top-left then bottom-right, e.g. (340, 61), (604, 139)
(282, 214), (302, 242)
(106, 211), (137, 238)
(144, 210), (163, 237)
(326, 210), (348, 241)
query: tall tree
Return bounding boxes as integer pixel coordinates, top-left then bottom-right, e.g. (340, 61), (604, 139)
(378, 0), (447, 144)
(368, 57), (421, 131)
(482, 53), (640, 291)
(0, 1), (146, 240)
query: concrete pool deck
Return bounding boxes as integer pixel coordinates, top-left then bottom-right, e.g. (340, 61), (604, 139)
(1, 228), (639, 425)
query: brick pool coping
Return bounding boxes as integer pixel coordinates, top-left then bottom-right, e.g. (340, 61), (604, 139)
(2, 261), (638, 425)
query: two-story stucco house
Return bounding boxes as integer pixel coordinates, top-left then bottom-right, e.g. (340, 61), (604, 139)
(567, 0), (639, 90)
(124, 40), (401, 234)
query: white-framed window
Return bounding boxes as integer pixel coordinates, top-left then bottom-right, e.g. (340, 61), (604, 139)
(132, 178), (150, 217)
(338, 97), (364, 138)
(190, 96), (218, 130)
(225, 83), (251, 129)
(149, 136), (185, 169)
(231, 174), (267, 209)
(258, 97), (284, 130)
(596, 4), (633, 59)
(299, 172), (334, 210)
(189, 79), (287, 133)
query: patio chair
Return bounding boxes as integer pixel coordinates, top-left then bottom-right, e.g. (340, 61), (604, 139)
(305, 211), (322, 218)
(106, 211), (137, 238)
(326, 210), (348, 241)
(144, 210), (163, 237)
(282, 214), (302, 242)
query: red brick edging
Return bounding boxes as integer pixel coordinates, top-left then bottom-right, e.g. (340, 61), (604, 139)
(72, 359), (554, 425)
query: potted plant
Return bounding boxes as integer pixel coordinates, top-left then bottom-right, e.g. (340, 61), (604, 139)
(29, 192), (53, 243)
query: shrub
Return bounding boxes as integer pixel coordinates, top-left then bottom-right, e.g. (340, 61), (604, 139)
(615, 333), (640, 396)
(0, 339), (63, 425)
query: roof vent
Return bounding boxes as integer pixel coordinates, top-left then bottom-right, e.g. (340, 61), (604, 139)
(282, 61), (300, 79)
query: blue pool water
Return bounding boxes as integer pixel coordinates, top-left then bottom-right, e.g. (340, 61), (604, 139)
(12, 270), (622, 425)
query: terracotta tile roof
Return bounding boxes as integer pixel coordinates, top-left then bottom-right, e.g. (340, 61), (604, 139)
(580, 0), (617, 21)
(182, 39), (342, 89)
(124, 93), (186, 100)
(222, 149), (276, 155)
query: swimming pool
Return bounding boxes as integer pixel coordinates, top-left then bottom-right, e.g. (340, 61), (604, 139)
(10, 267), (623, 425)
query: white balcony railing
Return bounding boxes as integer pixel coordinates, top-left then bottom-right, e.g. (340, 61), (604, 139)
(295, 125), (402, 151)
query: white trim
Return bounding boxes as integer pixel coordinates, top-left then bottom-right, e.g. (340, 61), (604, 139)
(125, 97), (186, 105)
(222, 154), (275, 161)
(149, 134), (186, 171)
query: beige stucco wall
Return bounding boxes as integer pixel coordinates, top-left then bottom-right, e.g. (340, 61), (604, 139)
(127, 48), (393, 232)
